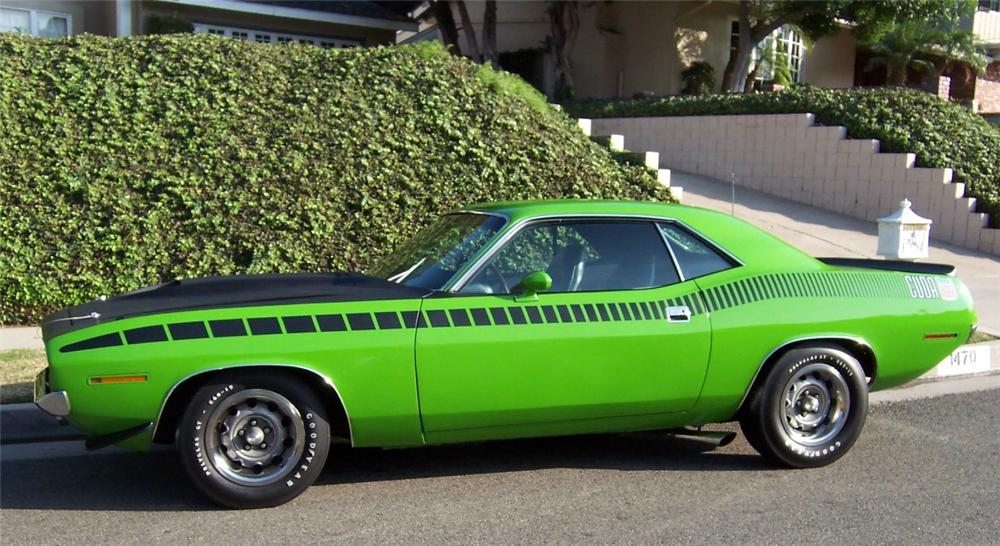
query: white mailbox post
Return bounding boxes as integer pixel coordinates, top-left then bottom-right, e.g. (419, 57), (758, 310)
(877, 198), (932, 260)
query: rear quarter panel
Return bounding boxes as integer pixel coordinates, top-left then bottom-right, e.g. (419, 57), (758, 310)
(687, 266), (975, 424)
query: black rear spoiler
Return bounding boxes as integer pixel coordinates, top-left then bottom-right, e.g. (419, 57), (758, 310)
(817, 258), (955, 276)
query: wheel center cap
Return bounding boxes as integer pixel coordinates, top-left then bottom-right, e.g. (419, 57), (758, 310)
(244, 426), (265, 446)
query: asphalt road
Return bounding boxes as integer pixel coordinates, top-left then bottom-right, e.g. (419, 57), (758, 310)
(2, 388), (999, 545)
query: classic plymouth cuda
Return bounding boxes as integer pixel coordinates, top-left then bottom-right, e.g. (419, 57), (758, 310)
(36, 200), (976, 508)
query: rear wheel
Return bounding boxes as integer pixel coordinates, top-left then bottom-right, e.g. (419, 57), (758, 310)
(177, 371), (330, 508)
(740, 346), (868, 468)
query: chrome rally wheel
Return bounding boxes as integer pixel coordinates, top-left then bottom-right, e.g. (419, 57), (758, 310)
(177, 372), (330, 509)
(205, 389), (306, 487)
(779, 363), (851, 447)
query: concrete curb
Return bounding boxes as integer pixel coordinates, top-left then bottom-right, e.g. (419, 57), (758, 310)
(1, 341), (996, 446)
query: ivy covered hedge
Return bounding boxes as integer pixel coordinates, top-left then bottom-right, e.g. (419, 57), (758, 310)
(0, 34), (668, 325)
(565, 87), (1000, 227)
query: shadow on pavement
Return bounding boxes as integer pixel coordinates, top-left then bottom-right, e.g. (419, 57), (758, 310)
(1, 430), (768, 512)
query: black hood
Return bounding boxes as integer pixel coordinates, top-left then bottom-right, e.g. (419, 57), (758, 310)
(42, 272), (430, 341)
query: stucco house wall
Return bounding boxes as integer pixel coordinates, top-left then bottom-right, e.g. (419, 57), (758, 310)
(456, 0), (742, 98)
(799, 28), (856, 88)
(455, 0), (864, 98)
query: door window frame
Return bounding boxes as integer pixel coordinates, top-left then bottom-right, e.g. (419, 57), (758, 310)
(446, 214), (741, 294)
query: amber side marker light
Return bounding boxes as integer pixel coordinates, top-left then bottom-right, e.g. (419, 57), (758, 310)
(923, 333), (959, 340)
(89, 374), (148, 385)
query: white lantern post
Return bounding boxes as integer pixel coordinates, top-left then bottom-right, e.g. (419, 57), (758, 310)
(877, 198), (932, 261)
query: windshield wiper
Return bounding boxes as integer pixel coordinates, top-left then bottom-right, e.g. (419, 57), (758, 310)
(386, 257), (427, 284)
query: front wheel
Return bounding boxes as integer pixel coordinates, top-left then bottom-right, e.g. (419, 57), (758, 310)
(177, 372), (331, 508)
(740, 346), (868, 468)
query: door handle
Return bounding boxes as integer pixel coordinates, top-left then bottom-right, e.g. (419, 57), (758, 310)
(667, 305), (691, 323)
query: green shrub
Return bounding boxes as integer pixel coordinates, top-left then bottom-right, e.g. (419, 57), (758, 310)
(0, 34), (669, 324)
(680, 62), (715, 95)
(564, 86), (1000, 227)
(144, 14), (194, 35)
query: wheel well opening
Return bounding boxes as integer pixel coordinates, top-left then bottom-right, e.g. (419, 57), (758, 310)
(736, 338), (877, 417)
(152, 366), (352, 445)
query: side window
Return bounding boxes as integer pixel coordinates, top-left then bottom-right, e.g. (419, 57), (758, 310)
(657, 223), (734, 279)
(462, 221), (680, 294)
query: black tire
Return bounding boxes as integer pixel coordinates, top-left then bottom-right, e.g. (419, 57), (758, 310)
(739, 345), (868, 468)
(177, 371), (331, 509)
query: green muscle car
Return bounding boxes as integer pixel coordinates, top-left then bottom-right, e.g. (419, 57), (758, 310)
(35, 200), (976, 508)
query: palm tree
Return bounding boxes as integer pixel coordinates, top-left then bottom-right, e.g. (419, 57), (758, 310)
(863, 20), (984, 86)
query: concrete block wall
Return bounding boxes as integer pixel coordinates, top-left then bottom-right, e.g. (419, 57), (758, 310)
(589, 114), (1000, 256)
(578, 118), (682, 202)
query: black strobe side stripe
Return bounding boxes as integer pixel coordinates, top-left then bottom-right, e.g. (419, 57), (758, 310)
(317, 314), (347, 332)
(61, 332), (124, 353)
(375, 312), (402, 330)
(169, 321), (210, 340)
(123, 325), (168, 345)
(248, 317), (282, 335)
(210, 319), (246, 337)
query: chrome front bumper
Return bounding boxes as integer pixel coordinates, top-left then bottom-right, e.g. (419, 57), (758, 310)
(34, 369), (71, 417)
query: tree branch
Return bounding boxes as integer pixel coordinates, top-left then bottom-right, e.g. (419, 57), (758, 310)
(750, 4), (827, 42)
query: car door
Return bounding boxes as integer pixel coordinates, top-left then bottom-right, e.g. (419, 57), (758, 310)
(414, 218), (713, 441)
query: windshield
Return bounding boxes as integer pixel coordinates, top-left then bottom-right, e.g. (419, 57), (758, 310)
(370, 213), (506, 290)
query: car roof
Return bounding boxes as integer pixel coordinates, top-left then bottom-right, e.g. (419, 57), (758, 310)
(459, 199), (820, 271)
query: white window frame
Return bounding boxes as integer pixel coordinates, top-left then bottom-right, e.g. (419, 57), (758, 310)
(727, 20), (803, 84)
(0, 6), (72, 37)
(774, 26), (803, 82)
(192, 23), (360, 48)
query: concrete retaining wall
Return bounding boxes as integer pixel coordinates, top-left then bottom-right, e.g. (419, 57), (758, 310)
(589, 114), (1000, 256)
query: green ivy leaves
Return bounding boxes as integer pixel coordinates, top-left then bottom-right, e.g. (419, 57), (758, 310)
(0, 35), (668, 324)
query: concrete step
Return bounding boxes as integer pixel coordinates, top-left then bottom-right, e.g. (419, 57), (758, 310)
(589, 134), (625, 151)
(610, 150), (659, 170)
(657, 168), (671, 188)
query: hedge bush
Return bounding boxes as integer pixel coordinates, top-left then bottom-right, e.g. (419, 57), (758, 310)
(0, 34), (669, 325)
(565, 86), (1000, 227)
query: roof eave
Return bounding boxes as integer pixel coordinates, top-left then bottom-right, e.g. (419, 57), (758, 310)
(154, 0), (419, 32)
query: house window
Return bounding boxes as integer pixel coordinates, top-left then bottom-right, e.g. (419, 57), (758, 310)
(193, 23), (360, 48)
(729, 20), (739, 56)
(774, 26), (803, 81)
(0, 7), (71, 37)
(727, 21), (803, 84)
(979, 0), (1000, 12)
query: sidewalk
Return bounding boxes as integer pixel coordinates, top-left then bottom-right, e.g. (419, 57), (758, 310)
(674, 171), (1000, 335)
